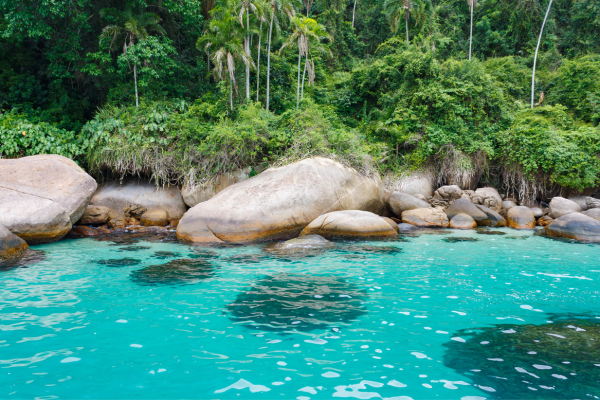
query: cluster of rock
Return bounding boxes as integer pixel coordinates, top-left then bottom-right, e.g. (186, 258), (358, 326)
(3, 154), (600, 260)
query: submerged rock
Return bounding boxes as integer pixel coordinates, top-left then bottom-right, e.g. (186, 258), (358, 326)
(443, 318), (600, 399)
(507, 206), (536, 229)
(545, 212), (600, 242)
(449, 213), (477, 229)
(130, 258), (215, 286)
(442, 237), (479, 242)
(78, 205), (110, 225)
(177, 157), (385, 243)
(475, 229), (507, 235)
(96, 258), (141, 267)
(263, 235), (335, 258)
(549, 196), (582, 219)
(226, 273), (367, 332)
(0, 154), (97, 244)
(402, 207), (449, 228)
(300, 210), (397, 240)
(0, 224), (29, 260)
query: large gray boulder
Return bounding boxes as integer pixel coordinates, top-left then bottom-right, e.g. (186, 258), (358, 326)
(0, 155), (97, 243)
(546, 213), (600, 242)
(78, 205), (110, 225)
(449, 213), (477, 229)
(387, 192), (431, 217)
(582, 208), (600, 222)
(475, 205), (507, 227)
(300, 210), (397, 239)
(181, 167), (252, 207)
(394, 172), (434, 198)
(177, 157), (385, 243)
(445, 198), (490, 225)
(548, 197), (582, 219)
(587, 197), (600, 209)
(569, 196), (589, 211)
(0, 224), (29, 260)
(507, 206), (535, 229)
(402, 207), (449, 227)
(90, 179), (186, 219)
(471, 187), (503, 211)
(433, 185), (463, 202)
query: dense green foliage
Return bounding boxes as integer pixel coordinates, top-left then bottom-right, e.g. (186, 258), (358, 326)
(1, 0), (600, 197)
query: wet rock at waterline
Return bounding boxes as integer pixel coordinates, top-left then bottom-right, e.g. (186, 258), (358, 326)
(545, 212), (600, 242)
(402, 207), (449, 227)
(300, 210), (397, 240)
(140, 210), (169, 227)
(226, 273), (367, 332)
(382, 217), (399, 232)
(263, 234), (335, 258)
(90, 180), (186, 219)
(387, 192), (431, 217)
(78, 205), (110, 225)
(449, 213), (477, 229)
(0, 155), (97, 244)
(445, 199), (490, 226)
(537, 215), (554, 227)
(549, 196), (582, 219)
(475, 205), (507, 227)
(0, 224), (29, 260)
(177, 157), (385, 243)
(130, 258), (215, 286)
(397, 222), (417, 232)
(68, 225), (111, 238)
(443, 318), (600, 399)
(507, 206), (536, 229)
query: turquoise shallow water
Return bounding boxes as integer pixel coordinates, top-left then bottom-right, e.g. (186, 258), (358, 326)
(1, 228), (600, 399)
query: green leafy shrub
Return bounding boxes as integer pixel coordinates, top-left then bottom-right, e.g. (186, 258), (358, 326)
(0, 111), (90, 159)
(496, 105), (600, 191)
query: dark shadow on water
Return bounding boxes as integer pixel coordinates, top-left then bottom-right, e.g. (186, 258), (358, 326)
(118, 245), (151, 252)
(476, 229), (507, 236)
(152, 251), (182, 259)
(188, 248), (220, 260)
(442, 237), (479, 243)
(96, 258), (141, 267)
(222, 254), (270, 264)
(227, 273), (368, 333)
(130, 258), (216, 286)
(334, 244), (403, 260)
(443, 315), (600, 399)
(0, 250), (46, 272)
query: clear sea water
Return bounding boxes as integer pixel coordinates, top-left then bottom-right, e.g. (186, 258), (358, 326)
(2, 228), (600, 400)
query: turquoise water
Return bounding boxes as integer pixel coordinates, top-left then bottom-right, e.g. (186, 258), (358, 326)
(1, 228), (600, 399)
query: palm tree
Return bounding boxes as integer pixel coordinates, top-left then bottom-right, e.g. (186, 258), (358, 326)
(198, 6), (254, 110)
(468, 0), (477, 60)
(265, 0), (298, 111)
(531, 0), (554, 108)
(280, 16), (331, 110)
(100, 8), (165, 107)
(383, 0), (422, 44)
(237, 0), (262, 101)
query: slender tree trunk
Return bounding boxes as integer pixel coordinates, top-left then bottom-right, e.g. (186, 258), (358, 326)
(134, 63), (139, 107)
(245, 7), (250, 100)
(468, 0), (473, 60)
(230, 76), (234, 111)
(352, 0), (357, 28)
(296, 48), (302, 110)
(301, 56), (307, 101)
(405, 16), (409, 44)
(532, 0), (553, 108)
(256, 20), (263, 103)
(266, 16), (274, 111)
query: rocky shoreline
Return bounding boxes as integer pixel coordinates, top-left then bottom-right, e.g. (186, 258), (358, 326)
(2, 154), (600, 260)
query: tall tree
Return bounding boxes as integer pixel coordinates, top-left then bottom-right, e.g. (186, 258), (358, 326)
(198, 6), (253, 110)
(237, 0), (262, 101)
(468, 0), (477, 60)
(100, 8), (166, 107)
(531, 0), (554, 108)
(265, 0), (297, 111)
(280, 16), (330, 110)
(383, 0), (423, 44)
